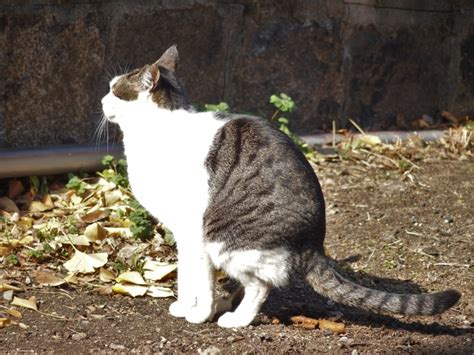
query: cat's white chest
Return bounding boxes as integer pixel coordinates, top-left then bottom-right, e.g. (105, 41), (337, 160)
(120, 110), (225, 233)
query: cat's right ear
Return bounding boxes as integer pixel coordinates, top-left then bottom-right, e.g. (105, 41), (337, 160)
(138, 64), (160, 91)
(155, 45), (179, 72)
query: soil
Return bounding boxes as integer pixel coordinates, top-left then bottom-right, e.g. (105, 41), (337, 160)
(1, 159), (473, 354)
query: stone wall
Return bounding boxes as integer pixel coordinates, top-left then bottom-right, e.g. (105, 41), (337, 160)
(1, 0), (473, 149)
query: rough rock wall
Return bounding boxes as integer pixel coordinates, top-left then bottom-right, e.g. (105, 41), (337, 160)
(1, 0), (473, 148)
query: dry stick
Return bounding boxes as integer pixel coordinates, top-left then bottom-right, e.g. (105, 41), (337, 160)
(434, 262), (470, 268)
(332, 120), (336, 148)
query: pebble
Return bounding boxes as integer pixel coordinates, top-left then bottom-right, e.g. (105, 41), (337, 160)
(71, 332), (87, 341)
(198, 346), (221, 355)
(109, 343), (125, 350)
(339, 336), (349, 343)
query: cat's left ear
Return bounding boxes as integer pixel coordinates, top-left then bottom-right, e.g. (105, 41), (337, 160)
(155, 45), (179, 72)
(138, 64), (160, 91)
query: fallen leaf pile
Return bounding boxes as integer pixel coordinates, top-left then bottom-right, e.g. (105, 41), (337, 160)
(1, 162), (178, 328)
(319, 121), (473, 183)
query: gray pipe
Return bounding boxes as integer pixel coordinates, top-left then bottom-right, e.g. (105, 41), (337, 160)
(0, 130), (446, 179)
(0, 145), (124, 179)
(301, 129), (445, 146)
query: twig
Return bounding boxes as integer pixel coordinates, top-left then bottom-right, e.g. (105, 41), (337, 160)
(434, 262), (470, 268)
(349, 118), (366, 135)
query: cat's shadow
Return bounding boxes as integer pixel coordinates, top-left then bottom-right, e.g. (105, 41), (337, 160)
(222, 254), (470, 337)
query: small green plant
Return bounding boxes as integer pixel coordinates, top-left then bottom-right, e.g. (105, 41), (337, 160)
(66, 174), (87, 195)
(128, 199), (154, 242)
(269, 93), (318, 162)
(7, 253), (19, 266)
(29, 176), (49, 195)
(27, 249), (44, 261)
(204, 102), (230, 113)
(100, 155), (129, 187)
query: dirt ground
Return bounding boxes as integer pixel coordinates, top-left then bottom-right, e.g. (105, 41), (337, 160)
(1, 159), (473, 354)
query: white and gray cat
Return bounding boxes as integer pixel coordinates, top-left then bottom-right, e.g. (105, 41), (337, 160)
(101, 45), (461, 328)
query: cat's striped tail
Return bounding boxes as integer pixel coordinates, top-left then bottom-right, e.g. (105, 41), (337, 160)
(306, 254), (461, 316)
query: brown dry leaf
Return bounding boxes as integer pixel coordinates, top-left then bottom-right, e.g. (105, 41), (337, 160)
(34, 270), (65, 287)
(6, 308), (22, 318)
(0, 197), (20, 214)
(0, 283), (23, 292)
(441, 111), (460, 124)
(82, 209), (108, 224)
(291, 315), (319, 329)
(0, 245), (14, 257)
(0, 318), (12, 328)
(95, 285), (113, 295)
(11, 296), (38, 311)
(8, 179), (24, 199)
(318, 319), (345, 334)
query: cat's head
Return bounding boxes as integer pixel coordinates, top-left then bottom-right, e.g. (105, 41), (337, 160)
(101, 45), (190, 122)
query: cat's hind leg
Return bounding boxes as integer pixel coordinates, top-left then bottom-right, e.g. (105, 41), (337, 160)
(217, 278), (270, 328)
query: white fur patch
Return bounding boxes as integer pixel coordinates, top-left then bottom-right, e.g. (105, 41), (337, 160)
(105, 90), (226, 234)
(206, 242), (290, 288)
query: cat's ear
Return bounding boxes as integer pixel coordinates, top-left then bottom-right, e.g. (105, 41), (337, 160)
(155, 45), (179, 72)
(138, 64), (160, 91)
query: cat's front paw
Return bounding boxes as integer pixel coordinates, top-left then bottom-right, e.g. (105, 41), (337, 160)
(185, 305), (214, 324)
(169, 301), (188, 318)
(217, 311), (251, 328)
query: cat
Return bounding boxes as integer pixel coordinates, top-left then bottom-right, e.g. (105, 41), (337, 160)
(101, 45), (461, 328)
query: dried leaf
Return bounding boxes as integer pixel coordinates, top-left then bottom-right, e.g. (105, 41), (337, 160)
(99, 268), (116, 283)
(82, 209), (108, 224)
(0, 197), (20, 214)
(6, 308), (22, 318)
(318, 319), (345, 334)
(147, 285), (174, 298)
(11, 296), (38, 311)
(67, 235), (91, 246)
(0, 245), (13, 257)
(64, 273), (79, 284)
(29, 200), (53, 212)
(104, 190), (123, 206)
(34, 270), (65, 287)
(84, 223), (108, 241)
(291, 315), (319, 329)
(143, 261), (177, 281)
(0, 283), (23, 292)
(116, 271), (146, 285)
(0, 318), (12, 328)
(95, 285), (113, 295)
(112, 283), (148, 297)
(356, 135), (382, 147)
(63, 251), (108, 274)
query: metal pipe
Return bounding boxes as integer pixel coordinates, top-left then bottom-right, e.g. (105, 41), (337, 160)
(0, 145), (124, 179)
(0, 130), (446, 179)
(301, 129), (445, 146)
